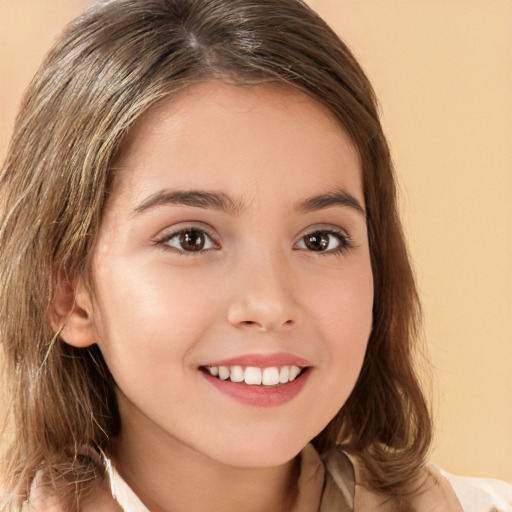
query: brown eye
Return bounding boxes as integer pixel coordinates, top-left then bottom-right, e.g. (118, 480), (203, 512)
(179, 230), (206, 251)
(296, 229), (350, 254)
(161, 228), (216, 253)
(303, 232), (330, 251)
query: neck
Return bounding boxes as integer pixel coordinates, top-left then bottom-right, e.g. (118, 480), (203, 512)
(111, 395), (300, 512)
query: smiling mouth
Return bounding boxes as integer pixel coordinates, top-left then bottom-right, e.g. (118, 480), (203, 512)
(200, 365), (308, 386)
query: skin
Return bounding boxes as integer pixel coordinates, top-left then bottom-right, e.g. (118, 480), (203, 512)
(60, 82), (374, 512)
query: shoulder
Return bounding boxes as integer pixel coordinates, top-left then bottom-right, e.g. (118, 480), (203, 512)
(23, 470), (122, 512)
(322, 447), (512, 512)
(436, 467), (512, 512)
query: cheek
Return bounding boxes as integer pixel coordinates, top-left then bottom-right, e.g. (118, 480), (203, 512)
(310, 256), (374, 338)
(91, 259), (218, 376)
(307, 257), (373, 382)
(291, 257), (373, 436)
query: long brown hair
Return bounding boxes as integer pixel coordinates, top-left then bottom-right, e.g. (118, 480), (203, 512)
(0, 0), (431, 509)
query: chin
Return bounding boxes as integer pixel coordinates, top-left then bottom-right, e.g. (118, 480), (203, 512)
(205, 430), (314, 469)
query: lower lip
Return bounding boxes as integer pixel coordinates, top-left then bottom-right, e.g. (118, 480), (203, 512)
(201, 369), (311, 407)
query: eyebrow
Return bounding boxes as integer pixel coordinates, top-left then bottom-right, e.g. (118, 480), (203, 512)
(132, 187), (365, 217)
(296, 188), (366, 216)
(132, 189), (245, 216)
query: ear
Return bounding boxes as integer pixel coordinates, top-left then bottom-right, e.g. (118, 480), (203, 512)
(51, 278), (96, 348)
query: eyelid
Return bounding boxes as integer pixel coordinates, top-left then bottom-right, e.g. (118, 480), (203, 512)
(294, 225), (354, 255)
(295, 223), (350, 241)
(153, 223), (220, 253)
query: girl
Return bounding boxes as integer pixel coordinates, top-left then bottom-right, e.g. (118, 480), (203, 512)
(0, 0), (510, 511)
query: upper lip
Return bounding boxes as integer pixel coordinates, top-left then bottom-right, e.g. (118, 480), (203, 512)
(202, 352), (312, 368)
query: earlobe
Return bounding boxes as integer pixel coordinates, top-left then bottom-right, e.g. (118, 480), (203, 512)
(51, 278), (96, 348)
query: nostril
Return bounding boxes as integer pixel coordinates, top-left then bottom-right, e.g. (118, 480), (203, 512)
(238, 319), (295, 330)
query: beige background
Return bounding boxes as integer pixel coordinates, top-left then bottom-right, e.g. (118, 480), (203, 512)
(1, 0), (511, 481)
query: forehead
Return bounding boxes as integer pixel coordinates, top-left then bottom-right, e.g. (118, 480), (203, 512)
(110, 81), (362, 208)
(118, 81), (355, 154)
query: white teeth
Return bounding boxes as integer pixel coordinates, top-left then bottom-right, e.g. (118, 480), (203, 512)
(204, 364), (304, 386)
(218, 366), (230, 380)
(244, 367), (262, 385)
(289, 365), (301, 381)
(230, 365), (244, 382)
(262, 367), (280, 386)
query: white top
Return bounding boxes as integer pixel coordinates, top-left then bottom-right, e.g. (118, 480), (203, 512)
(437, 467), (512, 512)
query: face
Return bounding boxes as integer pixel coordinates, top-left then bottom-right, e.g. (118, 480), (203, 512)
(86, 82), (373, 468)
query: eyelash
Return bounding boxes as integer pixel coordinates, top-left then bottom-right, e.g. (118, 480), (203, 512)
(154, 226), (219, 256)
(154, 227), (353, 256)
(295, 228), (353, 257)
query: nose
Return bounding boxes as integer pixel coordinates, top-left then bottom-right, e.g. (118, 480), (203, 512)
(226, 254), (300, 332)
